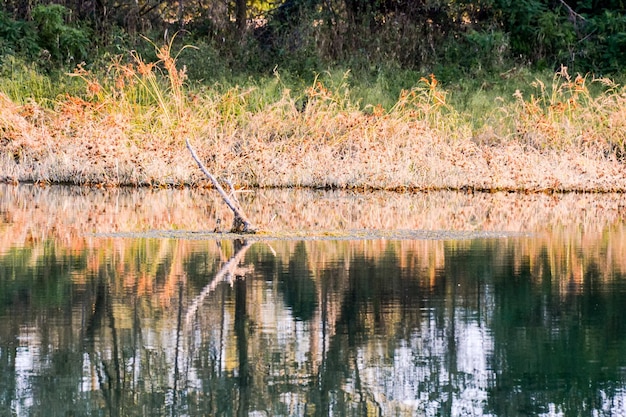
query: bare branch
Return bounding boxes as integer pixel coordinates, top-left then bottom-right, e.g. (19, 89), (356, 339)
(186, 138), (256, 233)
(224, 177), (240, 205)
(558, 0), (585, 22)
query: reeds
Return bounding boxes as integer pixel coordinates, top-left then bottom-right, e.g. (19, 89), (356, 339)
(1, 44), (626, 191)
(511, 66), (626, 156)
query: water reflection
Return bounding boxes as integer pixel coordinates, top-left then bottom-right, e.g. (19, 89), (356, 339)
(1, 185), (626, 416)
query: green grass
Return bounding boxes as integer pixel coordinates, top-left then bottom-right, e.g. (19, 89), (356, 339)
(0, 55), (84, 105)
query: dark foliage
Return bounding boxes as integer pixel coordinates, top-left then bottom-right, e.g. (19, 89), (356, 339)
(1, 0), (625, 75)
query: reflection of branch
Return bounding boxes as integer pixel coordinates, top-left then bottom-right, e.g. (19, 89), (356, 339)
(184, 240), (253, 328)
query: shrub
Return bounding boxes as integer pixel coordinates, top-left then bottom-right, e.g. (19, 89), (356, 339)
(0, 10), (38, 57)
(31, 4), (91, 66)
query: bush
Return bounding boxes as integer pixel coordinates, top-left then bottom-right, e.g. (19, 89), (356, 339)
(31, 4), (91, 66)
(0, 10), (38, 57)
(578, 10), (626, 74)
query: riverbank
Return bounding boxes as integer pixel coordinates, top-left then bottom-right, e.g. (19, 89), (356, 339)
(2, 119), (624, 192)
(3, 102), (624, 192)
(1, 49), (625, 192)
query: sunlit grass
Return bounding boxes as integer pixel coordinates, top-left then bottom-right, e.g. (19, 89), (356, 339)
(1, 42), (626, 191)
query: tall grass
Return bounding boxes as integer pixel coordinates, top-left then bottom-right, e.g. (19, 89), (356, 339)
(1, 43), (625, 191)
(0, 55), (82, 104)
(511, 67), (626, 156)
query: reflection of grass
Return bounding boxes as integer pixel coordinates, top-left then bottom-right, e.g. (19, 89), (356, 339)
(0, 244), (77, 311)
(2, 190), (625, 417)
(1, 45), (626, 190)
(1, 184), (625, 298)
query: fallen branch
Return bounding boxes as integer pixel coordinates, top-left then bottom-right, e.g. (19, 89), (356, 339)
(186, 138), (256, 233)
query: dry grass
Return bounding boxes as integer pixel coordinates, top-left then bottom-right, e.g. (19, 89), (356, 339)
(1, 45), (626, 191)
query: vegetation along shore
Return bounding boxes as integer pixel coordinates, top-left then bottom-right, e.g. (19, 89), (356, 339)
(1, 1), (625, 192)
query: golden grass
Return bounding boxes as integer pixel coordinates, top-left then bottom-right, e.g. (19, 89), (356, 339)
(1, 44), (626, 191)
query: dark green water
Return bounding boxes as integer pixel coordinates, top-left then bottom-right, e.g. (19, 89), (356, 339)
(1, 186), (626, 416)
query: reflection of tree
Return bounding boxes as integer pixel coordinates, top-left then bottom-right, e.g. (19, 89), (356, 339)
(184, 239), (252, 328)
(314, 249), (433, 415)
(180, 238), (256, 415)
(3, 235), (626, 416)
(234, 272), (251, 417)
(486, 249), (626, 416)
(84, 270), (122, 417)
(279, 242), (317, 321)
(78, 238), (256, 417)
(0, 243), (87, 416)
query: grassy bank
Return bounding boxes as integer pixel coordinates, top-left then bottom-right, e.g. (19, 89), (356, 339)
(1, 44), (625, 192)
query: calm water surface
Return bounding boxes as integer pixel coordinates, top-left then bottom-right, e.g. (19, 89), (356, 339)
(1, 185), (626, 416)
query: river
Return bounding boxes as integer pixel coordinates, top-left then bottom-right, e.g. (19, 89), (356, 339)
(1, 184), (625, 416)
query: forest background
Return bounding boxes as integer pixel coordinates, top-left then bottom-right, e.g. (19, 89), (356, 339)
(2, 0), (625, 78)
(1, 0), (626, 191)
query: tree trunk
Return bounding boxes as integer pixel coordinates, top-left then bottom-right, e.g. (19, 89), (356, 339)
(236, 0), (247, 36)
